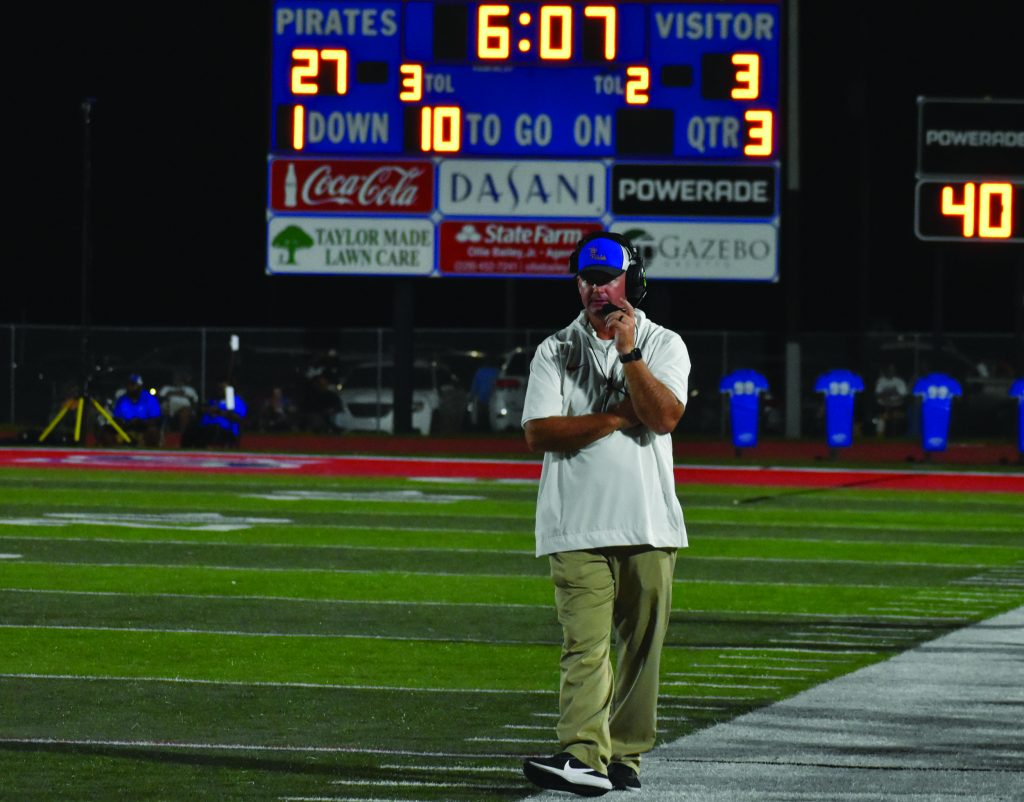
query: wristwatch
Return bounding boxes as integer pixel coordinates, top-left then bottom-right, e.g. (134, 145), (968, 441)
(619, 347), (643, 364)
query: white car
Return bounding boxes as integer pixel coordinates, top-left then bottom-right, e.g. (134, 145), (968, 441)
(332, 361), (467, 435)
(488, 347), (532, 432)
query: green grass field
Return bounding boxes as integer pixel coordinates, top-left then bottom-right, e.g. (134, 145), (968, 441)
(1, 465), (1022, 801)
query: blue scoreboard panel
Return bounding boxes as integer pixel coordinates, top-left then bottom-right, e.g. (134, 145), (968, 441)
(267, 1), (782, 280)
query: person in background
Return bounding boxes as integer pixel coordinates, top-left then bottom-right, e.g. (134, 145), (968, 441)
(101, 373), (162, 447)
(469, 361), (500, 430)
(181, 382), (248, 448)
(874, 363), (908, 437)
(258, 386), (296, 431)
(520, 232), (690, 796)
(158, 371), (199, 432)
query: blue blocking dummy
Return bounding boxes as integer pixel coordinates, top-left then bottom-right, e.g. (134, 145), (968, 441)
(1010, 379), (1024, 455)
(720, 369), (769, 448)
(814, 370), (864, 448)
(912, 374), (962, 452)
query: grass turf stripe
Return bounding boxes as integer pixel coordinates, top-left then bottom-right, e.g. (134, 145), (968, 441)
(3, 562), (1005, 616)
(4, 533), (1022, 568)
(0, 627), (559, 691)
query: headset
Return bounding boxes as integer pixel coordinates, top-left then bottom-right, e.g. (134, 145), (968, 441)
(568, 231), (647, 307)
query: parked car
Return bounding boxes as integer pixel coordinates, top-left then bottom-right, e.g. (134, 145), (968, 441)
(489, 347), (533, 432)
(332, 360), (468, 435)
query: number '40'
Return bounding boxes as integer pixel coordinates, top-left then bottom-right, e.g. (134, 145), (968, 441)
(941, 182), (1013, 239)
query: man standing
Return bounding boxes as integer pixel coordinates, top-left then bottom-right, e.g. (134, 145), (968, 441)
(521, 232), (690, 796)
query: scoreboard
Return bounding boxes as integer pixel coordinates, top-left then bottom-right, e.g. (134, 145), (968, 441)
(914, 97), (1024, 243)
(267, 1), (783, 280)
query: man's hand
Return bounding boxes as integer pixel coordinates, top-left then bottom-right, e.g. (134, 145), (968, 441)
(605, 298), (636, 354)
(608, 396), (640, 429)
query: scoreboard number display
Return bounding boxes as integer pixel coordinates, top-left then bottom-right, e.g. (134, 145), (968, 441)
(266, 1), (783, 280)
(914, 97), (1024, 243)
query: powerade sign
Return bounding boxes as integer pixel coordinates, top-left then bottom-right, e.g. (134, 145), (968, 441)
(611, 163), (777, 218)
(917, 98), (1024, 177)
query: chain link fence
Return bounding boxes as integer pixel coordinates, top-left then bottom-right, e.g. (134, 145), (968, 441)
(1, 324), (1018, 441)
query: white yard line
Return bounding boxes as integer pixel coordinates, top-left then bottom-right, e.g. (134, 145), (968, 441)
(697, 520), (1023, 533)
(700, 664), (832, 673)
(284, 797), (435, 802)
(662, 682), (781, 691)
(0, 533), (533, 556)
(0, 673), (553, 695)
(768, 638), (899, 648)
(2, 532), (1015, 569)
(6, 560), (546, 580)
(0, 622), (550, 647)
(788, 632), (904, 640)
(715, 647), (877, 655)
(662, 691), (769, 701)
(328, 779), (505, 789)
(0, 737), (517, 759)
(664, 671), (815, 681)
(377, 763), (518, 774)
(3, 534), (1008, 568)
(0, 587), (550, 609)
(714, 656), (850, 664)
(2, 562), (945, 590)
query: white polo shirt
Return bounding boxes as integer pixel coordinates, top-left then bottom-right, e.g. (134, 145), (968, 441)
(522, 310), (690, 557)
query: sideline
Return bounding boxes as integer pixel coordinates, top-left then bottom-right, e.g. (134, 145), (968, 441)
(523, 605), (1024, 801)
(2, 448), (1023, 492)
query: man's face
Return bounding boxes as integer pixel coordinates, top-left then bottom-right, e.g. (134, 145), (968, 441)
(578, 271), (627, 316)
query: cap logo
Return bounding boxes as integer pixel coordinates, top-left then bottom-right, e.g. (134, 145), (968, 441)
(588, 246), (608, 262)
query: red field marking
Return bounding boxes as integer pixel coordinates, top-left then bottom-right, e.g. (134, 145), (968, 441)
(2, 448), (1022, 493)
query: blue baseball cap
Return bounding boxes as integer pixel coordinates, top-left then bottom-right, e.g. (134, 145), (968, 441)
(129, 373), (144, 386)
(578, 237), (630, 282)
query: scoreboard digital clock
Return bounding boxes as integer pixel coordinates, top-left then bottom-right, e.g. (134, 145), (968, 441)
(267, 1), (783, 281)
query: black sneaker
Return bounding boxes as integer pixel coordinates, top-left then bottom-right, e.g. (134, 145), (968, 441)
(523, 752), (612, 796)
(607, 762), (641, 791)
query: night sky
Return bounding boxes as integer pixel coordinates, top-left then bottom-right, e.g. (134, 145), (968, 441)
(7, 0), (1021, 335)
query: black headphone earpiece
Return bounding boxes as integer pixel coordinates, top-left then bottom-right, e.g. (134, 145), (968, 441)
(569, 231), (647, 307)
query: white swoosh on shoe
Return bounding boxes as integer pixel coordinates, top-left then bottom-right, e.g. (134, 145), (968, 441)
(532, 759), (612, 789)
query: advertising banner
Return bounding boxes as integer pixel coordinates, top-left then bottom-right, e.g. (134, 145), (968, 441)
(438, 160), (606, 218)
(609, 221), (778, 281)
(612, 163), (777, 218)
(268, 158), (433, 213)
(267, 216), (433, 275)
(439, 220), (602, 276)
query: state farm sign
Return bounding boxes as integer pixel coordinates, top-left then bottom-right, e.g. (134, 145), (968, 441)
(440, 221), (601, 276)
(268, 158), (433, 213)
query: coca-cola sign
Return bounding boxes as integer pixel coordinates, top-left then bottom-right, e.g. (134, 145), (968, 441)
(269, 159), (434, 213)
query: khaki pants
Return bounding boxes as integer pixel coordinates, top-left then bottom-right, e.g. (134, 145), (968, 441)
(548, 546), (676, 774)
